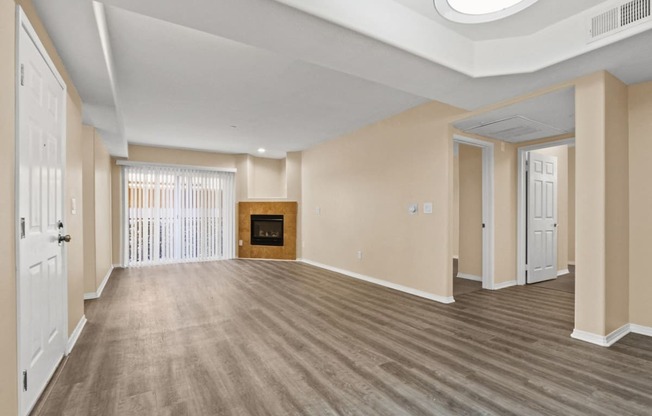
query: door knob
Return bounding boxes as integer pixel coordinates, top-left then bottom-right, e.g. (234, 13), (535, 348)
(58, 234), (71, 244)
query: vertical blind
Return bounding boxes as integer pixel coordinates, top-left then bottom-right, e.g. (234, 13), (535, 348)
(123, 164), (236, 266)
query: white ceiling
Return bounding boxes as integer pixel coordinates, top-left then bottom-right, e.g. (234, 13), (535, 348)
(31, 0), (652, 158)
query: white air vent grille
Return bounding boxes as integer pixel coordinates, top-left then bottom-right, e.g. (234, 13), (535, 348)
(589, 0), (652, 41)
(465, 116), (567, 143)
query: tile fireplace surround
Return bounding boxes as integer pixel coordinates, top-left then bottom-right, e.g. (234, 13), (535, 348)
(238, 201), (297, 260)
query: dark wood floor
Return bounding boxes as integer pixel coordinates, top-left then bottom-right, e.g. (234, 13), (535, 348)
(452, 259), (482, 296)
(34, 260), (652, 416)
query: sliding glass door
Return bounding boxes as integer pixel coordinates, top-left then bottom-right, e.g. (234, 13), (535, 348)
(123, 164), (236, 266)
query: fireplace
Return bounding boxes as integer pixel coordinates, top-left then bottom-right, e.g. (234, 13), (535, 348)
(251, 214), (284, 246)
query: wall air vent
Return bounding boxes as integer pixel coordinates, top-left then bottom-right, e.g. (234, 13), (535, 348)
(588, 0), (652, 42)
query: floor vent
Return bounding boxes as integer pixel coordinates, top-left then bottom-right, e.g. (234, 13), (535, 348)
(589, 0), (652, 42)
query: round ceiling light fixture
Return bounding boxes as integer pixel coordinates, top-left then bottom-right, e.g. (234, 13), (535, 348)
(434, 0), (538, 24)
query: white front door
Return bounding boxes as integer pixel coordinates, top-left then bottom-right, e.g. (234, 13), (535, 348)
(527, 151), (558, 283)
(17, 13), (68, 415)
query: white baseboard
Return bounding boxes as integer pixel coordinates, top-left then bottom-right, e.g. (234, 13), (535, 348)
(301, 259), (455, 304)
(630, 323), (652, 337)
(84, 266), (114, 300)
(456, 273), (482, 282)
(66, 315), (87, 355)
(572, 323), (633, 347)
(490, 280), (517, 290)
(557, 269), (570, 276)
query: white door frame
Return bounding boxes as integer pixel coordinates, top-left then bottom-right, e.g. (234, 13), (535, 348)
(453, 135), (495, 290)
(15, 7), (69, 416)
(517, 138), (575, 285)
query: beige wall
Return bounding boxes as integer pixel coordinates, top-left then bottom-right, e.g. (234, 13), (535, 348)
(82, 127), (113, 294)
(628, 80), (652, 328)
(302, 101), (465, 298)
(249, 156), (286, 198)
(452, 150), (459, 258)
(604, 73), (630, 334)
(0, 0), (18, 413)
(568, 146), (575, 264)
(575, 72), (630, 336)
(457, 144), (483, 277)
(82, 126), (97, 293)
(534, 145), (569, 271)
(94, 131), (113, 290)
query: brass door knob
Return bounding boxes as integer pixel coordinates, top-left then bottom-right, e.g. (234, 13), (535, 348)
(58, 234), (71, 244)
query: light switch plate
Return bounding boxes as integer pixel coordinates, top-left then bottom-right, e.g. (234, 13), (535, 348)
(423, 202), (433, 214)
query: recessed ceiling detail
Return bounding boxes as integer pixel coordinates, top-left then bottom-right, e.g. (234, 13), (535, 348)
(434, 0), (539, 23)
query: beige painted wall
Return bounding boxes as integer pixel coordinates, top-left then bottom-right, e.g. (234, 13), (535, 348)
(302, 101), (465, 298)
(458, 144), (483, 277)
(534, 145), (569, 271)
(82, 126), (97, 293)
(249, 156), (286, 198)
(452, 151), (459, 258)
(628, 80), (652, 328)
(286, 152), (302, 258)
(0, 0), (18, 413)
(82, 127), (113, 294)
(575, 72), (630, 336)
(568, 146), (576, 264)
(604, 73), (630, 334)
(94, 131), (113, 290)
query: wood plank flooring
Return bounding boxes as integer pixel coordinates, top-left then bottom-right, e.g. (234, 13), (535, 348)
(33, 260), (652, 416)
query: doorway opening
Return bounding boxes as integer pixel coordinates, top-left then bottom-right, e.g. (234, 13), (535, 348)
(452, 135), (495, 296)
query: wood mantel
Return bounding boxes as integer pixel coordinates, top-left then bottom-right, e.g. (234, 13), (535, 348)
(238, 201), (297, 260)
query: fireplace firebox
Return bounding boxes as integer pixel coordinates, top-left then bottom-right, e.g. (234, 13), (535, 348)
(251, 215), (284, 246)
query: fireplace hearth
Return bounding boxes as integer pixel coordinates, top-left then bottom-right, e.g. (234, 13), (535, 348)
(251, 214), (284, 246)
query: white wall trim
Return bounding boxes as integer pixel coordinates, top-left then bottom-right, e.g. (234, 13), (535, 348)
(567, 261), (575, 266)
(517, 137), (576, 285)
(571, 324), (631, 347)
(301, 259), (455, 304)
(453, 135), (495, 291)
(557, 269), (570, 276)
(66, 315), (87, 355)
(630, 324), (652, 337)
(490, 280), (517, 290)
(84, 266), (114, 300)
(456, 273), (482, 282)
(452, 255), (459, 260)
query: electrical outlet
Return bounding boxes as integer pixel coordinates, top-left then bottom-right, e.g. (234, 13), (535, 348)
(357, 250), (363, 260)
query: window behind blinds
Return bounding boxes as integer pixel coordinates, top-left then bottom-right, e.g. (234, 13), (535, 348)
(123, 165), (235, 266)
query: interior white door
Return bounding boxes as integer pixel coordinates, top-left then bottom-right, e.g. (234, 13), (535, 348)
(527, 151), (558, 283)
(18, 17), (67, 415)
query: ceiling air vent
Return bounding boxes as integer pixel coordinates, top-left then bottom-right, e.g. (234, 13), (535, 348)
(588, 0), (652, 42)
